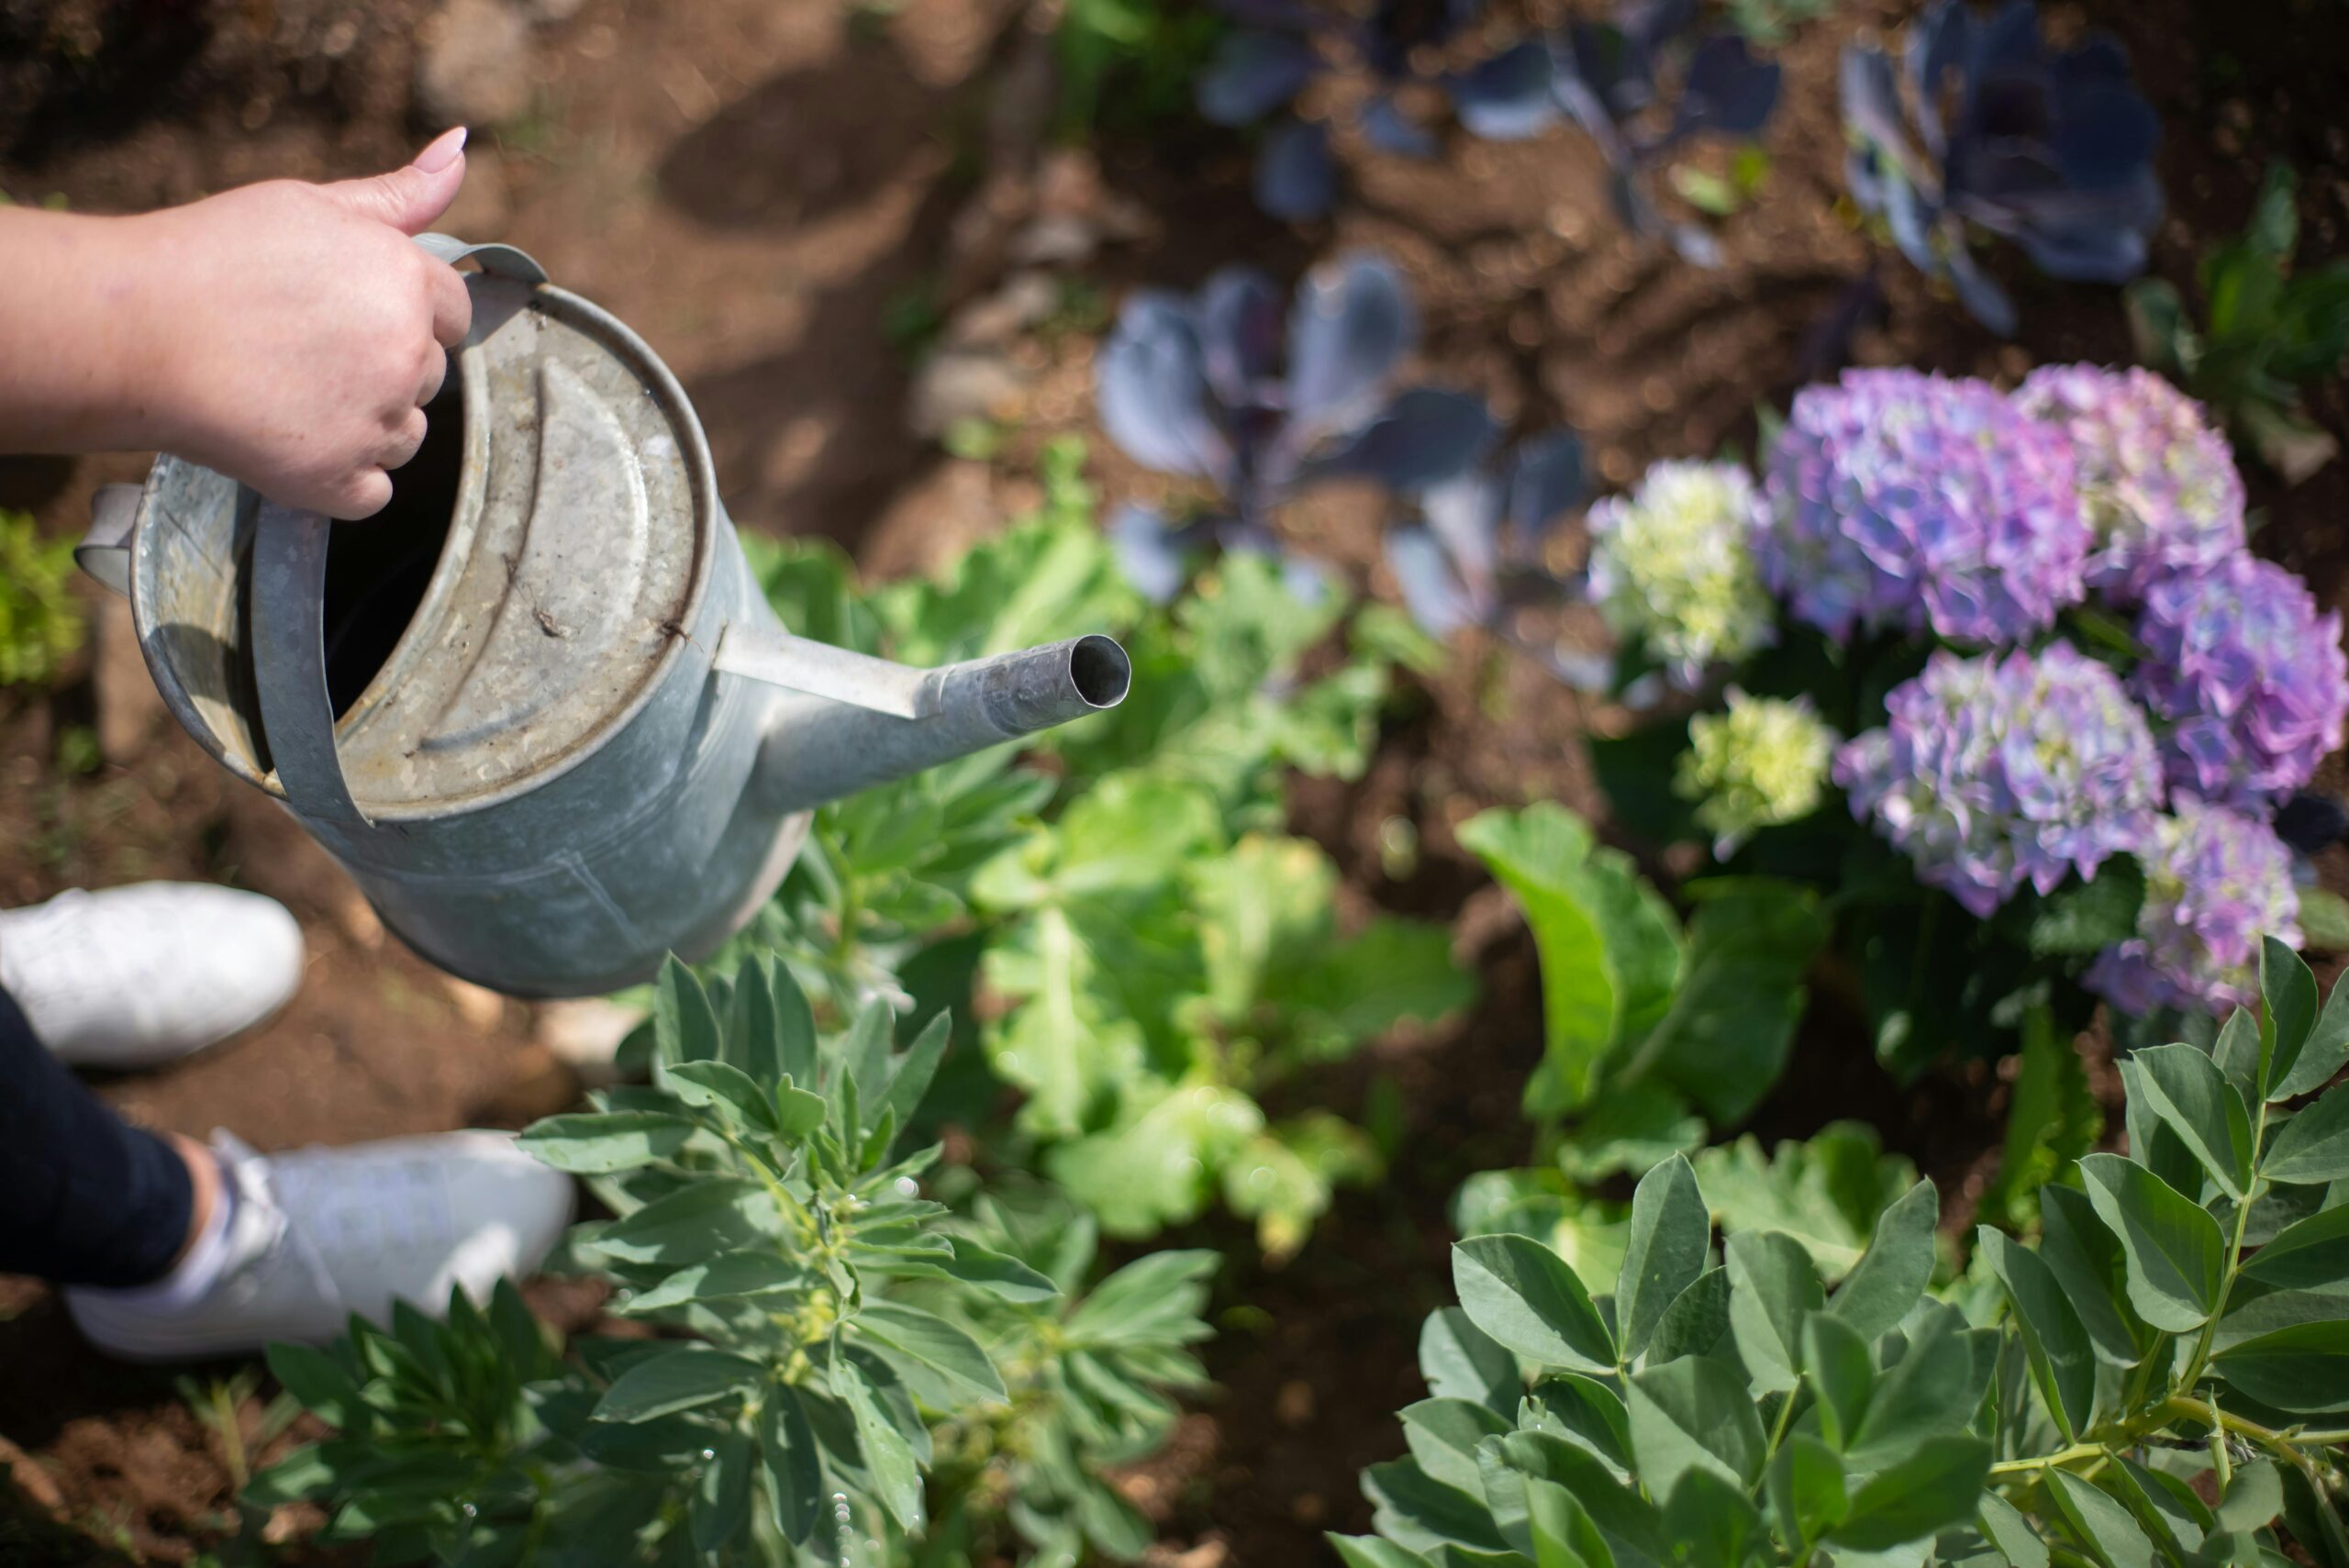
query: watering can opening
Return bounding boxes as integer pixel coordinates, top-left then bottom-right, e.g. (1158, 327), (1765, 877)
(318, 379), (464, 719)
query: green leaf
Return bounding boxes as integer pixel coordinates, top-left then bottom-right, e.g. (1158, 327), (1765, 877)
(2125, 1043), (2255, 1197)
(2216, 1460), (2285, 1532)
(2028, 861), (2146, 956)
(852, 1300), (1007, 1403)
(2039, 1185), (2149, 1366)
(659, 1059), (776, 1130)
(1629, 879), (1825, 1124)
(1695, 1123), (1920, 1280)
(1420, 1306), (1521, 1412)
(1329, 1536), (1433, 1568)
(2078, 1153), (2228, 1330)
(1977, 1228), (2096, 1441)
(621, 1251), (813, 1314)
(1727, 1230), (1823, 1393)
(518, 1110), (697, 1173)
(1803, 1311), (1875, 1451)
(655, 956), (725, 1065)
(1644, 1266), (1731, 1366)
(774, 1082), (827, 1138)
(837, 1356), (924, 1529)
(1829, 1436), (1992, 1551)
(2045, 1470), (2156, 1568)
(2265, 1084), (2349, 1184)
(1661, 1469), (1760, 1568)
(1401, 1399), (1513, 1495)
(1458, 805), (1682, 1114)
(1528, 1477), (1618, 1568)
(1981, 1009), (2102, 1229)
(593, 1179), (776, 1267)
(2276, 975), (2349, 1101)
(758, 1386), (824, 1546)
(2217, 1006), (2264, 1103)
(1829, 1180), (1939, 1341)
(594, 1346), (763, 1423)
(881, 1014), (951, 1130)
(1616, 1155), (1709, 1364)
(1627, 1355), (1765, 1496)
(1766, 1433), (1848, 1552)
(1453, 1234), (1616, 1373)
(263, 1343), (367, 1430)
(240, 1444), (337, 1507)
(2215, 1320), (2349, 1412)
(2265, 937), (2321, 1095)
(1844, 1304), (1978, 1473)
(1364, 1459), (1509, 1554)
(1977, 1494), (2050, 1568)
(1521, 1375), (1632, 1472)
(691, 1430), (752, 1552)
(868, 1237), (1059, 1302)
(2241, 1201), (2349, 1293)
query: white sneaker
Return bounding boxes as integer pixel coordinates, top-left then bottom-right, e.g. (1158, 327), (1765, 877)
(0, 884), (305, 1068)
(64, 1129), (574, 1362)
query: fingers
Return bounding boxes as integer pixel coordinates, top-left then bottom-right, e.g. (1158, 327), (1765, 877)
(427, 259), (472, 349)
(319, 126), (469, 235)
(328, 468), (394, 521)
(379, 406), (429, 473)
(417, 343), (451, 408)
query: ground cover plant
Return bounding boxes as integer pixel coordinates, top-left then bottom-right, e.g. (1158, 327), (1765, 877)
(1339, 940), (2349, 1568)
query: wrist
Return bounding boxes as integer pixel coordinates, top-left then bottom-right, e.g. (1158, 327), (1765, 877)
(0, 206), (188, 456)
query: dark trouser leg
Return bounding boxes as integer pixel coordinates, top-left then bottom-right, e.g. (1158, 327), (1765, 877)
(0, 984), (192, 1286)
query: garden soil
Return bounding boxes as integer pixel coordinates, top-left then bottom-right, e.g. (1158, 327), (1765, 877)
(1, 0), (2345, 1561)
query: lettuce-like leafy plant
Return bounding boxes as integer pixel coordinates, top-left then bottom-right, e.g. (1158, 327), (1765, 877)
(1339, 938), (2349, 1568)
(0, 506), (82, 688)
(245, 954), (1210, 1567)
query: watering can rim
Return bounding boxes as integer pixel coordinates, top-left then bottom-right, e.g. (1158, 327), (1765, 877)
(123, 246), (726, 825)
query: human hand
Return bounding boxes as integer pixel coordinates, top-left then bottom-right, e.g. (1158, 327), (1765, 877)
(120, 128), (475, 519)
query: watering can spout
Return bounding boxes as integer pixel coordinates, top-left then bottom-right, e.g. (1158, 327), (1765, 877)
(717, 626), (1131, 816)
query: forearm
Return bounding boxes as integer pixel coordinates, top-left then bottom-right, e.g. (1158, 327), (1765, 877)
(0, 206), (170, 456)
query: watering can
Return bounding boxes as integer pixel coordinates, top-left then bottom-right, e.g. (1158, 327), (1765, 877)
(75, 237), (1130, 998)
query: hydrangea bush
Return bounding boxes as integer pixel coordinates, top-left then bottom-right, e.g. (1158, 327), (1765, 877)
(1575, 361), (2349, 1072)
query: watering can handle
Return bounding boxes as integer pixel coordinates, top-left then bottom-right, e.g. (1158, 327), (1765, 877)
(247, 237), (550, 830)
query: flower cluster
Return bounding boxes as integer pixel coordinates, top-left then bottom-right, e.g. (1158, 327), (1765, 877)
(2086, 797), (2301, 1016)
(1675, 691), (1837, 855)
(1586, 461), (1774, 687)
(1835, 645), (2163, 918)
(1758, 369), (2089, 644)
(2132, 554), (2349, 812)
(2013, 364), (2244, 602)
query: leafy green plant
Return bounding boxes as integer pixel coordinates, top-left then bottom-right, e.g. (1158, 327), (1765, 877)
(737, 444), (1474, 1255)
(1337, 937), (2349, 1568)
(1054, 0), (1221, 138)
(2131, 162), (2349, 484)
(248, 953), (1209, 1566)
(0, 507), (83, 688)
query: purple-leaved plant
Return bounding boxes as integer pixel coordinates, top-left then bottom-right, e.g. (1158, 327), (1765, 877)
(2132, 552), (2349, 813)
(1836, 642), (2162, 918)
(1757, 368), (2089, 644)
(2085, 796), (2300, 1016)
(2012, 364), (2245, 603)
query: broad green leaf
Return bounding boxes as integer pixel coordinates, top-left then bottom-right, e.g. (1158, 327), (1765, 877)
(1845, 1305), (1977, 1473)
(1766, 1433), (1848, 1552)
(593, 1179), (775, 1267)
(241, 1445), (336, 1507)
(1521, 1375), (1632, 1472)
(2215, 1320), (2349, 1412)
(2039, 1185), (2149, 1366)
(2276, 975), (2349, 1101)
(1616, 1156), (1709, 1364)
(2103, 1457), (2206, 1560)
(1330, 1536), (1433, 1568)
(1421, 1307), (1521, 1412)
(1045, 1082), (1263, 1236)
(1364, 1459), (1509, 1554)
(837, 1356), (924, 1530)
(2218, 1006), (2265, 1104)
(1453, 1234), (1616, 1373)
(774, 1082), (827, 1138)
(2265, 1084), (2349, 1184)
(2264, 937), (2321, 1095)
(2241, 1202), (2349, 1293)
(1830, 1180), (1939, 1341)
(2028, 860), (2145, 955)
(691, 1430), (752, 1552)
(1497, 1432), (1673, 1567)
(1627, 879), (1825, 1124)
(265, 1342), (367, 1431)
(1458, 805), (1682, 1114)
(2044, 1470), (2156, 1568)
(655, 956), (725, 1065)
(594, 1346), (763, 1423)
(1829, 1436), (1992, 1551)
(2124, 1044), (2254, 1198)
(620, 1251), (812, 1314)
(1063, 1248), (1219, 1349)
(1660, 1470), (1759, 1568)
(852, 1300), (1006, 1402)
(2215, 1461), (2285, 1532)
(1695, 1124), (1920, 1280)
(865, 1237), (1059, 1302)
(1627, 1356), (1765, 1499)
(1803, 1311), (1875, 1451)
(2078, 1154), (2228, 1330)
(881, 1014), (951, 1130)
(1727, 1230), (1823, 1393)
(1401, 1398), (1513, 1495)
(759, 1388), (824, 1546)
(1977, 1229), (2096, 1441)
(1643, 1266), (1731, 1366)
(519, 1111), (696, 1173)
(659, 1060), (776, 1131)
(1526, 1477), (1615, 1568)
(1977, 1494), (2050, 1568)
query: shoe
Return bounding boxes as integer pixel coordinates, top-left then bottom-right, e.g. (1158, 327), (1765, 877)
(0, 883), (305, 1068)
(65, 1129), (575, 1362)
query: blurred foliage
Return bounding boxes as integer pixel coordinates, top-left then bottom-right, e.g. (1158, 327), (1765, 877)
(1055, 0), (1223, 139)
(0, 507), (82, 688)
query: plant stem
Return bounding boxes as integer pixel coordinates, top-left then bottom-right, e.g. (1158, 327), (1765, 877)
(1752, 1386), (1800, 1498)
(2179, 1095), (2272, 1394)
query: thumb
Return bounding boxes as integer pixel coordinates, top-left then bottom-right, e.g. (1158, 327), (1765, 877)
(320, 127), (468, 234)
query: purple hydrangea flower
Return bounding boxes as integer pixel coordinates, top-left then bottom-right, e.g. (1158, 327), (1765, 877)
(2085, 797), (2300, 1017)
(1759, 369), (2090, 643)
(2012, 364), (2244, 602)
(1837, 643), (2163, 917)
(2132, 553), (2349, 812)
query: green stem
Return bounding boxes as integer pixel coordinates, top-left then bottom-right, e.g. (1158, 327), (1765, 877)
(1751, 1387), (1800, 1499)
(2180, 1097), (2272, 1393)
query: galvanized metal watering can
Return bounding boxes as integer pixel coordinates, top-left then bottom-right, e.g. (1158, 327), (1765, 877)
(76, 237), (1130, 998)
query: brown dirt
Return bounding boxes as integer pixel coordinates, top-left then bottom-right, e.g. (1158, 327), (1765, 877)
(2, 0), (2347, 1562)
